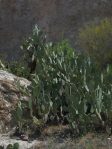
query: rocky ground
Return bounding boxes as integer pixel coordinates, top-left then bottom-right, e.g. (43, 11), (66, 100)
(0, 135), (38, 149)
(0, 125), (112, 149)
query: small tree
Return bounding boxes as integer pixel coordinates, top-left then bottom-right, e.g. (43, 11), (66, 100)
(79, 18), (112, 67)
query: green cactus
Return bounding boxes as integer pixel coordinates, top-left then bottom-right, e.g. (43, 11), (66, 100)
(13, 143), (19, 149)
(12, 26), (112, 135)
(6, 144), (13, 149)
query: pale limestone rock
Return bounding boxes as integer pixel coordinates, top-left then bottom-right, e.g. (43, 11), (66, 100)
(0, 70), (31, 133)
(0, 135), (39, 149)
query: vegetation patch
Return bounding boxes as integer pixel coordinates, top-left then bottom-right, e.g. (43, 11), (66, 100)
(10, 25), (112, 138)
(79, 18), (112, 67)
(1, 22), (112, 147)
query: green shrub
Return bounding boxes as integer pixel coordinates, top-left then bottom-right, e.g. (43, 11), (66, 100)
(0, 49), (30, 78)
(31, 40), (75, 121)
(14, 25), (112, 136)
(21, 25), (75, 122)
(0, 143), (20, 149)
(8, 61), (30, 78)
(79, 18), (112, 67)
(21, 25), (47, 74)
(65, 56), (112, 133)
(0, 57), (30, 79)
(13, 143), (19, 149)
(6, 143), (19, 149)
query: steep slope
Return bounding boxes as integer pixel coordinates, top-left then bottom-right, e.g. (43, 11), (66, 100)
(0, 0), (112, 59)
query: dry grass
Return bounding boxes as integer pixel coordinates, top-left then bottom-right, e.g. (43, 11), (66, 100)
(33, 125), (112, 149)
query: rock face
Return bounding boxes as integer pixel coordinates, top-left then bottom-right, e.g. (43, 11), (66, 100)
(0, 70), (31, 133)
(0, 0), (112, 59)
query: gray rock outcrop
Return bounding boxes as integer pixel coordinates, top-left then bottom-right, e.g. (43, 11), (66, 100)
(0, 70), (31, 133)
(0, 135), (38, 149)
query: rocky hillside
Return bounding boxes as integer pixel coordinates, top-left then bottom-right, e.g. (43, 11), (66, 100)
(0, 0), (112, 59)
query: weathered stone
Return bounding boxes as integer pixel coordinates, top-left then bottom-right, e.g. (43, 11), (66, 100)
(0, 0), (112, 59)
(0, 135), (39, 149)
(0, 70), (31, 133)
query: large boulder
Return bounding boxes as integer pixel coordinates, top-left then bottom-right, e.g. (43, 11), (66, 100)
(0, 70), (31, 133)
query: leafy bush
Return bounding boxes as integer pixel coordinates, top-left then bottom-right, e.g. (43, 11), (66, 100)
(79, 18), (112, 67)
(21, 25), (75, 122)
(21, 25), (47, 74)
(29, 38), (112, 134)
(0, 49), (30, 78)
(8, 61), (30, 78)
(30, 40), (75, 122)
(66, 56), (112, 134)
(14, 26), (112, 136)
